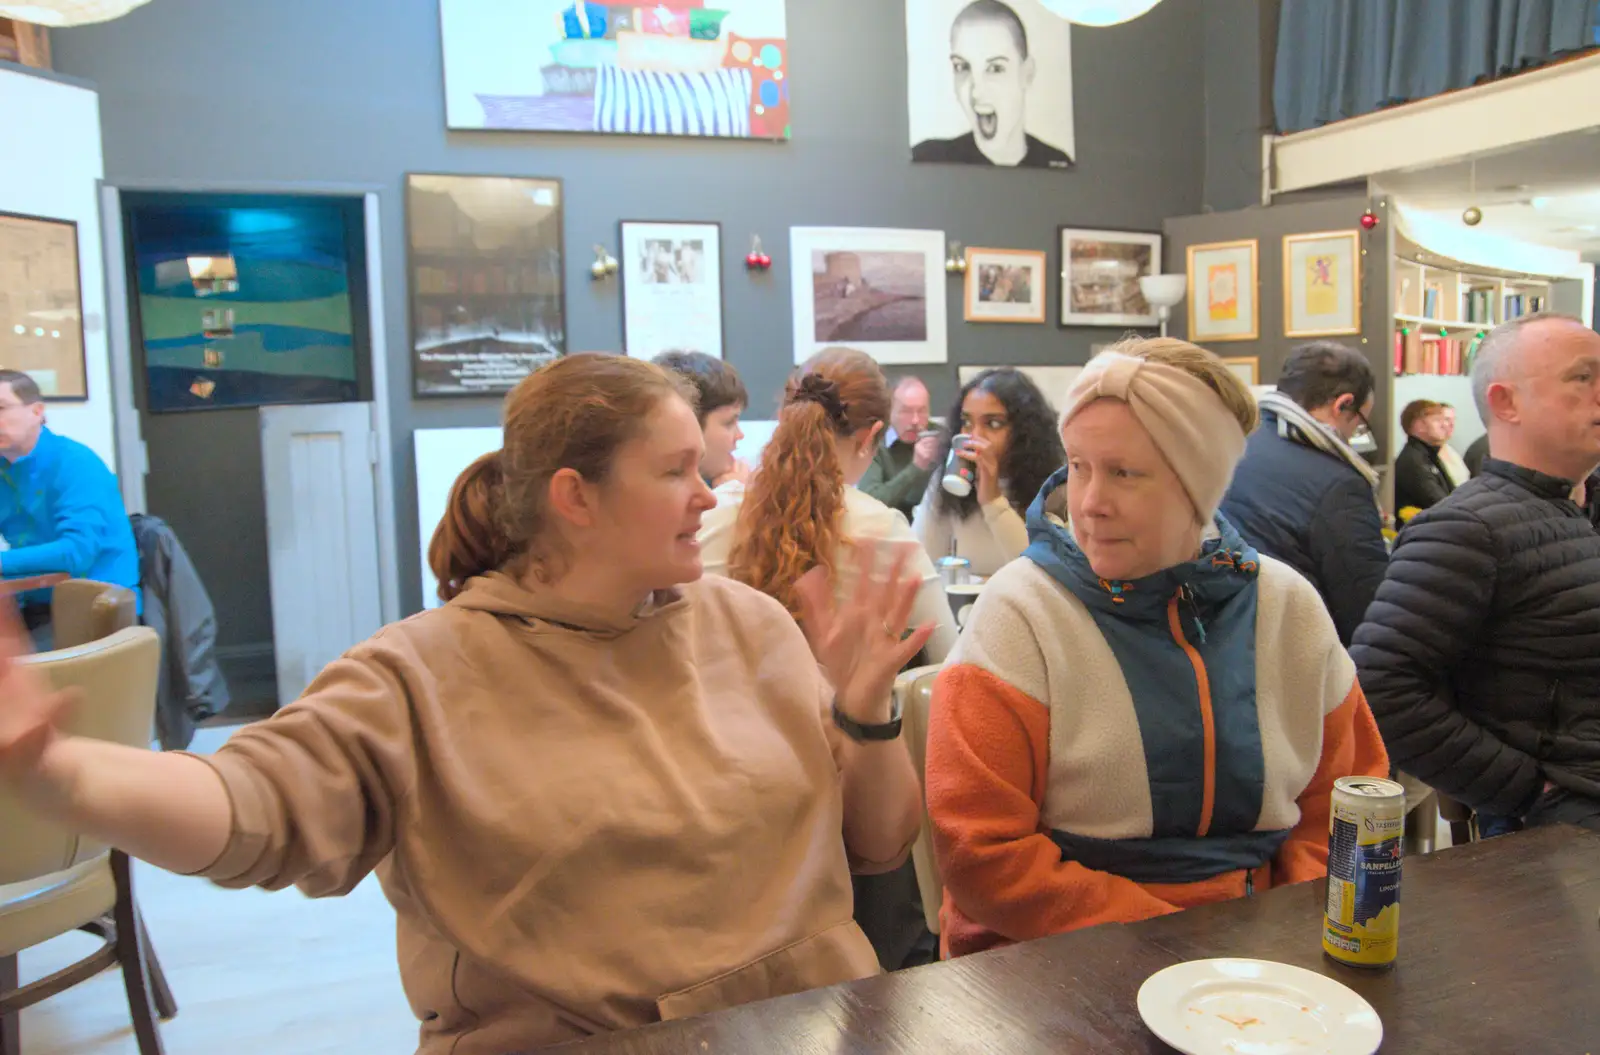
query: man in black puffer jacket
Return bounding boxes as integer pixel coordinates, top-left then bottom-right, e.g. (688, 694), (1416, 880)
(1352, 314), (1600, 834)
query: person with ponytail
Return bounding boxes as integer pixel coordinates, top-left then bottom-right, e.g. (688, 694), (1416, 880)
(0, 353), (936, 1054)
(698, 347), (958, 666)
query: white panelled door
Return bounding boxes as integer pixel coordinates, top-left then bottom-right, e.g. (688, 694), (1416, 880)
(260, 402), (384, 708)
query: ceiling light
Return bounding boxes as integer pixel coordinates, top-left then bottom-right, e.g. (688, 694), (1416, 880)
(1529, 196), (1553, 210)
(0, 1), (151, 27)
(1040, 0), (1165, 26)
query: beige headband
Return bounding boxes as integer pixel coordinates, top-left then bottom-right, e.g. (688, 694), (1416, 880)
(1059, 352), (1247, 523)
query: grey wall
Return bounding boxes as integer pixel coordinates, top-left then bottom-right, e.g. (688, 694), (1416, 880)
(54, 0), (1210, 616)
(1202, 0), (1279, 214)
(1164, 191), (1395, 460)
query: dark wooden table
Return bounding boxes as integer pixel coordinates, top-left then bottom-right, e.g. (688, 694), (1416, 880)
(551, 826), (1600, 1054)
(0, 572), (67, 597)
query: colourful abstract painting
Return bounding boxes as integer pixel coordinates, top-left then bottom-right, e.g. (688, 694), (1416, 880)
(440, 1), (790, 139)
(125, 195), (366, 414)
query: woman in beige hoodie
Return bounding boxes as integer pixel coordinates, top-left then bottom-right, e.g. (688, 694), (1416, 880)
(0, 354), (933, 1054)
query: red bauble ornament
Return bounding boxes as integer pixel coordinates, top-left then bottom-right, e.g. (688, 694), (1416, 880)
(1360, 210), (1379, 231)
(757, 253), (771, 269)
(746, 252), (761, 268)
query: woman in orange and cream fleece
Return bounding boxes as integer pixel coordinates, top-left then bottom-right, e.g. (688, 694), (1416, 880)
(0, 354), (937, 1053)
(926, 337), (1389, 958)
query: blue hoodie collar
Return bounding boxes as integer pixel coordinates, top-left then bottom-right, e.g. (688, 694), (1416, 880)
(1022, 466), (1260, 626)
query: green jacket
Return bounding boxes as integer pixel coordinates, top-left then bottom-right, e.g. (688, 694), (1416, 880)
(858, 438), (933, 521)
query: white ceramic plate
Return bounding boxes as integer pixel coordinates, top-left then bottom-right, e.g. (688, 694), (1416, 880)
(1137, 958), (1383, 1055)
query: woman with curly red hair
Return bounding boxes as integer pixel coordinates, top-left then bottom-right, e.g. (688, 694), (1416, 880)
(699, 347), (957, 661)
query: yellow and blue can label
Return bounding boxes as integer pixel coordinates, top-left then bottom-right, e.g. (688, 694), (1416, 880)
(1323, 777), (1403, 968)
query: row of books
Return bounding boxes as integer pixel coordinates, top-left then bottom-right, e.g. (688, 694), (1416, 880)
(1463, 287), (1495, 323)
(1394, 330), (1479, 376)
(1504, 294), (1546, 319)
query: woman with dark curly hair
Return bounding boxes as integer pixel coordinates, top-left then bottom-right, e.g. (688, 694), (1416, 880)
(912, 368), (1065, 576)
(698, 347), (958, 664)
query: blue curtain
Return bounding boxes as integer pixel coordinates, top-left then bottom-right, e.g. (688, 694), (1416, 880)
(1275, 0), (1600, 133)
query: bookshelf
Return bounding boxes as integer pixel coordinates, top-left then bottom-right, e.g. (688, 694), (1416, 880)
(1391, 232), (1553, 379)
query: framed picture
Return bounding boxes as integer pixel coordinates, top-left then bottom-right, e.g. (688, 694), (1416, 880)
(620, 221), (723, 360)
(1220, 356), (1259, 386)
(906, 0), (1074, 169)
(407, 174), (565, 398)
(0, 211), (88, 400)
(439, 1), (791, 140)
(1058, 227), (1161, 328)
(789, 227), (948, 365)
(126, 193), (369, 413)
(1186, 239), (1259, 343)
(959, 364), (1083, 414)
(1283, 229), (1361, 337)
(964, 247), (1046, 324)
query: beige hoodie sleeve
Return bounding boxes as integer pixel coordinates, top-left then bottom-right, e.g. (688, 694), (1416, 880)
(980, 497), (1030, 563)
(187, 641), (417, 898)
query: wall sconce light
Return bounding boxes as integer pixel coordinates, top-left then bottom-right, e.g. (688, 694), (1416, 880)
(744, 235), (772, 271)
(945, 241), (967, 274)
(590, 244), (619, 281)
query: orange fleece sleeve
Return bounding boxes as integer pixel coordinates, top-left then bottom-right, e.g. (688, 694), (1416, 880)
(926, 664), (1180, 944)
(1273, 680), (1391, 887)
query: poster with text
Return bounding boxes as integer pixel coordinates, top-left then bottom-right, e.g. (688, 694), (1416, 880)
(620, 221), (724, 359)
(408, 174), (566, 397)
(906, 0), (1074, 169)
(441, 0), (791, 139)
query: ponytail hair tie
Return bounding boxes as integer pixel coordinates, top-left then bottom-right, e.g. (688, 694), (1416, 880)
(792, 373), (850, 431)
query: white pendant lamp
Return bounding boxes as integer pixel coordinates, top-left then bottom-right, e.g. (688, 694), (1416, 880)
(1040, 0), (1165, 27)
(0, 0), (151, 27)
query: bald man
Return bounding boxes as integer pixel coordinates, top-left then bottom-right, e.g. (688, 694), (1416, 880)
(1353, 313), (1600, 835)
(859, 376), (940, 520)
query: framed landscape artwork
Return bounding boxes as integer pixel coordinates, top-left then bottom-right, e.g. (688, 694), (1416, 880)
(1283, 229), (1360, 337)
(964, 248), (1046, 323)
(1186, 238), (1259, 343)
(790, 227), (948, 365)
(439, 0), (791, 139)
(125, 193), (368, 413)
(0, 211), (88, 400)
(407, 174), (566, 397)
(620, 220), (723, 359)
(1058, 227), (1161, 328)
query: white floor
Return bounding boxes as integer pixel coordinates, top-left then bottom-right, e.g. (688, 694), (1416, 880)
(17, 727), (417, 1055)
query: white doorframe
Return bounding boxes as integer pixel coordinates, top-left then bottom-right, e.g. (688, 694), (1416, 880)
(97, 181), (399, 623)
(97, 182), (147, 514)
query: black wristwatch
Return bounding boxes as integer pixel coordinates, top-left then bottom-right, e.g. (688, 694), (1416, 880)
(832, 696), (903, 742)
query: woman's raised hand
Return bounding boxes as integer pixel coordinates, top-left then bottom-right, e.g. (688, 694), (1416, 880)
(796, 540), (935, 725)
(0, 603), (73, 791)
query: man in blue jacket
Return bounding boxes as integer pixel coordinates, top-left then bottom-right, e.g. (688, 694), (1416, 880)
(0, 369), (139, 647)
(1219, 342), (1388, 645)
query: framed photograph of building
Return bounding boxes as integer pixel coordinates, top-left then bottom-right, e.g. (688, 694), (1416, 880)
(789, 226), (948, 365)
(439, 0), (791, 140)
(620, 220), (723, 360)
(1058, 226), (1160, 328)
(1186, 238), (1259, 343)
(0, 211), (87, 400)
(407, 174), (566, 397)
(1283, 229), (1361, 338)
(964, 247), (1046, 323)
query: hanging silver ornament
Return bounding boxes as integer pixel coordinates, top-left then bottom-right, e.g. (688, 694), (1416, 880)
(1462, 206), (1483, 226)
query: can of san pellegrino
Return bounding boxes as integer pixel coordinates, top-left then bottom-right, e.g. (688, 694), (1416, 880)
(1322, 776), (1404, 968)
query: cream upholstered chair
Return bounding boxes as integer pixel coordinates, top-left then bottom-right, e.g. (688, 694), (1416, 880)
(894, 664), (944, 938)
(48, 579), (137, 651)
(0, 626), (176, 1055)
